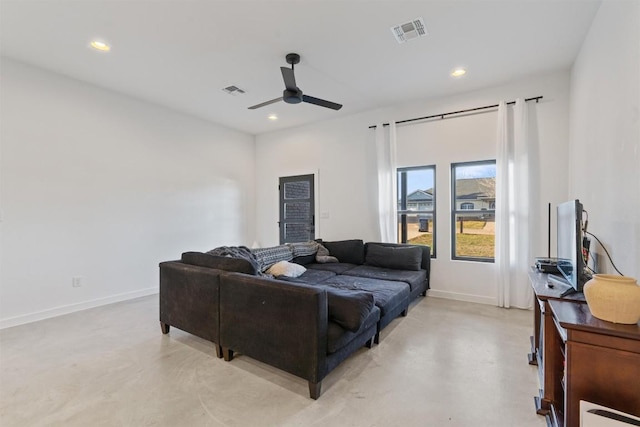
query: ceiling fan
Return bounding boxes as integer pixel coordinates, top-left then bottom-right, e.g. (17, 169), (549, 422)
(248, 53), (342, 111)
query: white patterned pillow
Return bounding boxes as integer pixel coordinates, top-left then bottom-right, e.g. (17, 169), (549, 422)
(251, 245), (293, 272)
(266, 261), (306, 278)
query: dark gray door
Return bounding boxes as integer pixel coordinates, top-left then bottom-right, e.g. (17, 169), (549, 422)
(279, 174), (315, 244)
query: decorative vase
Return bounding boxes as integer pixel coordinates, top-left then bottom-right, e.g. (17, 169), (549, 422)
(583, 274), (640, 324)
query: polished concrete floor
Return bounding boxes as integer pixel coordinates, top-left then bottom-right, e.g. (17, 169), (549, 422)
(1, 295), (546, 427)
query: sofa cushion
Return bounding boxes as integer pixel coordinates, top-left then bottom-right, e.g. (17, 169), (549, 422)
(181, 252), (258, 275)
(366, 242), (431, 274)
(291, 254), (317, 266)
(324, 288), (374, 332)
(306, 262), (358, 275)
(266, 261), (306, 278)
(277, 268), (337, 285)
(365, 244), (422, 271)
(327, 306), (380, 354)
(322, 275), (410, 317)
(251, 245), (293, 272)
(322, 240), (365, 265)
(343, 265), (427, 292)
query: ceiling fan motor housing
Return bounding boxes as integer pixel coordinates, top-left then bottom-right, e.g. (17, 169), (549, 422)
(283, 89), (303, 104)
(248, 52), (341, 110)
(286, 53), (301, 65)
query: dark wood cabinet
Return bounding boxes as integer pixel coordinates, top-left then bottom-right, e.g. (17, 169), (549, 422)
(529, 271), (640, 427)
(528, 271), (586, 418)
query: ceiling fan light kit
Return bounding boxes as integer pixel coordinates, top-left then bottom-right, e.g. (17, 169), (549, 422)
(249, 53), (342, 111)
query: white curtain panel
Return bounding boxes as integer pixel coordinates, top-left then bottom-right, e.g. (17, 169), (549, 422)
(496, 101), (511, 307)
(513, 99), (535, 309)
(375, 121), (398, 243)
(496, 99), (535, 309)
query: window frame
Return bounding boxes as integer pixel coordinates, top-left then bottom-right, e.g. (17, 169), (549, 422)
(450, 160), (496, 263)
(397, 165), (436, 257)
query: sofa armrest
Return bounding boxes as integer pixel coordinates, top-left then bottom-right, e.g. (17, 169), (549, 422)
(159, 261), (222, 354)
(219, 272), (328, 383)
(181, 251), (258, 275)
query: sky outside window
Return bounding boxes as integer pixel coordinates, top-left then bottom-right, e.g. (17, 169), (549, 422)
(406, 169), (434, 193)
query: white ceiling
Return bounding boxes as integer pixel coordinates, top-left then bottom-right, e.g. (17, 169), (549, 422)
(0, 0), (601, 135)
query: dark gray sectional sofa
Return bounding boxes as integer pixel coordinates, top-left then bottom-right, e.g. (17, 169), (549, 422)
(159, 239), (430, 399)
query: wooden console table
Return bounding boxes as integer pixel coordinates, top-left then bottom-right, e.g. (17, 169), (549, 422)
(529, 271), (640, 427)
(529, 269), (587, 368)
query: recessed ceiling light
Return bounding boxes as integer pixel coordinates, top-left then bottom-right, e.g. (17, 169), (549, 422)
(451, 68), (467, 77)
(90, 40), (111, 52)
(268, 114), (278, 121)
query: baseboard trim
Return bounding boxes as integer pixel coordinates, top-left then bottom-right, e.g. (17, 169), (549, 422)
(0, 287), (158, 330)
(426, 289), (497, 306)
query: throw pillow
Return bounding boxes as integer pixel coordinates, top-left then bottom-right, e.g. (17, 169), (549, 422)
(315, 243), (338, 263)
(322, 239), (365, 264)
(325, 288), (374, 332)
(287, 241), (319, 257)
(251, 245), (294, 272)
(365, 244), (422, 271)
(266, 261), (306, 278)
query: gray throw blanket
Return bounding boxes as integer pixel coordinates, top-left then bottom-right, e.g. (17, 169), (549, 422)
(206, 246), (263, 276)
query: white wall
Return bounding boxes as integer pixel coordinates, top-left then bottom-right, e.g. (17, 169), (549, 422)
(0, 59), (256, 328)
(569, 1), (640, 279)
(256, 71), (571, 305)
(254, 113), (381, 245)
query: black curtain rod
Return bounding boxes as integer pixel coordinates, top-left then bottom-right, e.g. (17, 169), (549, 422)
(368, 96), (543, 129)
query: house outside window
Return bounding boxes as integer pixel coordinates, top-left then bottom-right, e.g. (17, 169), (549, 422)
(397, 166), (435, 257)
(451, 160), (496, 262)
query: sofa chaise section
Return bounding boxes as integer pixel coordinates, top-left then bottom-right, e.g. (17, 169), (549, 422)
(361, 242), (430, 299)
(219, 272), (379, 399)
(318, 275), (410, 334)
(304, 242), (430, 298)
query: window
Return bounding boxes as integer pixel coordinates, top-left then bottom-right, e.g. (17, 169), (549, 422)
(397, 166), (435, 256)
(451, 160), (496, 262)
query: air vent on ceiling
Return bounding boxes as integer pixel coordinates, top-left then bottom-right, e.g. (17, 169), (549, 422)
(222, 85), (246, 96)
(391, 17), (427, 44)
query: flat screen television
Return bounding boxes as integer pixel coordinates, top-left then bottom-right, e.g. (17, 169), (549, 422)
(554, 199), (588, 296)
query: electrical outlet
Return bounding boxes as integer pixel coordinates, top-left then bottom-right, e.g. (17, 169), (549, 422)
(72, 277), (83, 288)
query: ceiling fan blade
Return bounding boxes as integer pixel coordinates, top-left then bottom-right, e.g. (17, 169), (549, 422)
(302, 95), (343, 111)
(280, 67), (297, 91)
(248, 97), (283, 110)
